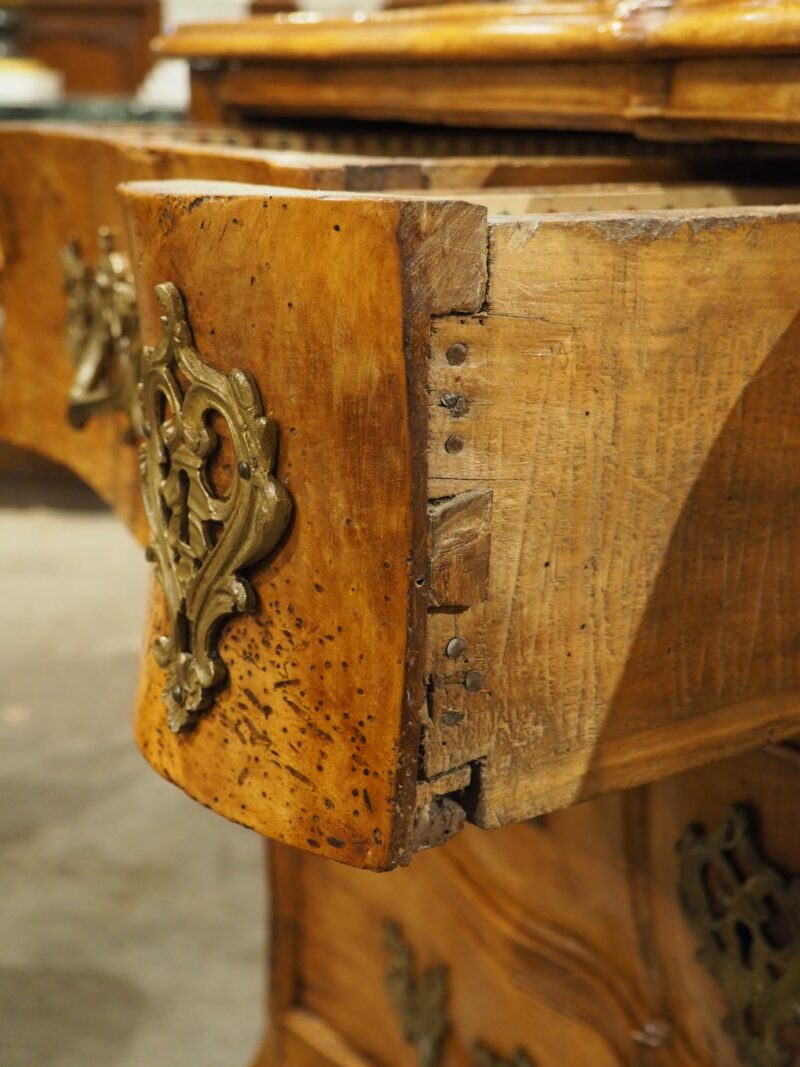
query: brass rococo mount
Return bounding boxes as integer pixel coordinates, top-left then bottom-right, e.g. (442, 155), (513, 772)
(678, 804), (800, 1067)
(60, 228), (142, 436)
(383, 921), (537, 1067)
(61, 229), (292, 732)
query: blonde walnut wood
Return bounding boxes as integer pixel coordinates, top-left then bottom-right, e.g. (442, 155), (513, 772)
(425, 207), (800, 819)
(154, 2), (800, 63)
(120, 179), (486, 870)
(1, 126), (642, 536)
(119, 180), (800, 864)
(258, 747), (800, 1067)
(3, 127), (800, 869)
(0, 125), (466, 539)
(156, 3), (800, 139)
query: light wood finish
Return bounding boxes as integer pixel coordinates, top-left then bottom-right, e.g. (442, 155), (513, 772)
(155, 2), (800, 63)
(155, 2), (800, 140)
(0, 125), (452, 540)
(257, 745), (800, 1067)
(0, 126), (667, 537)
(425, 205), (800, 825)
(121, 179), (485, 870)
(113, 179), (800, 866)
(186, 57), (800, 141)
(3, 128), (800, 869)
(2, 125), (768, 530)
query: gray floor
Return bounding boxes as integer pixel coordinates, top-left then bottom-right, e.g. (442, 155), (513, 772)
(0, 474), (265, 1067)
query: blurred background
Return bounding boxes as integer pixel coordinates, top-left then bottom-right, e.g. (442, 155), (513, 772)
(0, 0), (400, 121)
(0, 1), (264, 119)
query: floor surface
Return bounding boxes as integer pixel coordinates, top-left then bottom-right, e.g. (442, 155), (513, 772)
(0, 473), (265, 1067)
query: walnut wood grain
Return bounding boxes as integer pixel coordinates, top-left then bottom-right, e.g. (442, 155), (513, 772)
(120, 179), (486, 870)
(1, 125), (465, 540)
(258, 747), (800, 1067)
(155, 2), (800, 140)
(0, 124), (561, 539)
(4, 125), (800, 869)
(154, 2), (800, 63)
(425, 206), (800, 818)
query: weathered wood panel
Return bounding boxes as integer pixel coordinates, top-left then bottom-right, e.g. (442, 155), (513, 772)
(426, 206), (800, 823)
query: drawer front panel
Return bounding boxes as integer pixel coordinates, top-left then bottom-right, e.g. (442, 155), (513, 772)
(120, 180), (486, 868)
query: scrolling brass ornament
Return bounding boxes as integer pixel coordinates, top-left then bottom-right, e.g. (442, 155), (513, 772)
(383, 921), (449, 1067)
(473, 1045), (536, 1067)
(60, 228), (142, 436)
(678, 804), (800, 1067)
(139, 283), (291, 732)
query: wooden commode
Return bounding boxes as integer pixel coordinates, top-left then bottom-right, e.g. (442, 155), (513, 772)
(2, 3), (800, 1064)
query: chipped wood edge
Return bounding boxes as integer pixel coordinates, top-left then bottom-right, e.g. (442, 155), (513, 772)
(395, 198), (488, 863)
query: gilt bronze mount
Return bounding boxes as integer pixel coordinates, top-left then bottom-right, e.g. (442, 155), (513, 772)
(678, 803), (800, 1067)
(138, 283), (292, 731)
(384, 921), (450, 1067)
(383, 920), (538, 1067)
(61, 232), (292, 729)
(60, 227), (141, 436)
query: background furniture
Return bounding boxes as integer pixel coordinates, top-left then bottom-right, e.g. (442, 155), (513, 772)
(19, 0), (160, 94)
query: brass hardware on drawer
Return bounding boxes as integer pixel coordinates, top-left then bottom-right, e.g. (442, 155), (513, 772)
(678, 803), (800, 1067)
(473, 1044), (536, 1067)
(383, 920), (449, 1067)
(139, 282), (292, 732)
(60, 228), (141, 436)
(382, 920), (541, 1067)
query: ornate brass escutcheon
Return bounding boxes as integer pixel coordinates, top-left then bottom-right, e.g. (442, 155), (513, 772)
(139, 283), (292, 731)
(384, 921), (449, 1067)
(473, 1044), (536, 1067)
(678, 803), (800, 1067)
(60, 228), (141, 435)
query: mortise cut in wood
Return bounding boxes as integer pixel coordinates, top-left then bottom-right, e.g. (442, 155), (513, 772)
(428, 488), (493, 609)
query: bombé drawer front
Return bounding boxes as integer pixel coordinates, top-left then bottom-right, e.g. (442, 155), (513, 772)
(0, 121), (492, 531)
(0, 122), (719, 533)
(0, 123), (350, 534)
(264, 744), (800, 1067)
(116, 179), (800, 873)
(119, 179), (488, 871)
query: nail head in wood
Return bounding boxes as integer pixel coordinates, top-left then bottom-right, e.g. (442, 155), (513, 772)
(446, 342), (468, 365)
(464, 670), (484, 693)
(441, 708), (465, 726)
(445, 636), (468, 659)
(439, 393), (470, 418)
